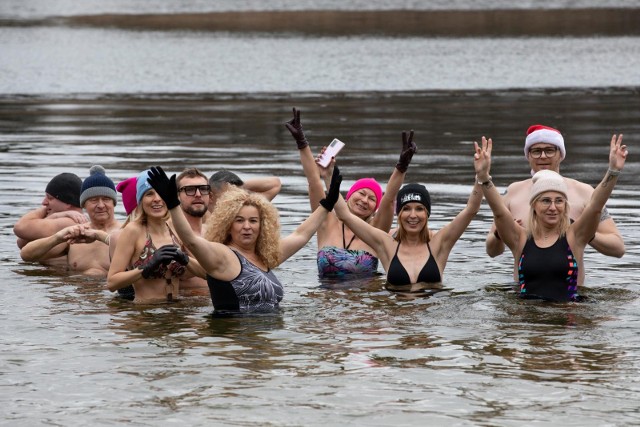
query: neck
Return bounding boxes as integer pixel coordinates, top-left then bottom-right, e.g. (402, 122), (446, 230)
(90, 217), (119, 231)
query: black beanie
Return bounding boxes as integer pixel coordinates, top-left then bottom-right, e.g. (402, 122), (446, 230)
(396, 183), (431, 216)
(45, 173), (82, 208)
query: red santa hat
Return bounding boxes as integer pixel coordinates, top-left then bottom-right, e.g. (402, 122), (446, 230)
(524, 125), (566, 160)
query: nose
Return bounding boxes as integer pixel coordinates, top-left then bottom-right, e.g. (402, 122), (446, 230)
(42, 196), (49, 206)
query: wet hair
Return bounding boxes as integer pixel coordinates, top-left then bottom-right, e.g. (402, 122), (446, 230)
(204, 186), (280, 269)
(177, 167), (208, 188)
(527, 194), (571, 239)
(209, 170), (244, 190)
(395, 205), (431, 244)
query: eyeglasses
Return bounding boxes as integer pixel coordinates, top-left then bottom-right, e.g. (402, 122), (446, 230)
(179, 185), (211, 196)
(529, 147), (558, 158)
(538, 197), (566, 207)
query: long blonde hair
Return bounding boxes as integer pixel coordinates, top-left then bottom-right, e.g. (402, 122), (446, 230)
(204, 187), (281, 269)
(527, 195), (571, 239)
(394, 206), (431, 243)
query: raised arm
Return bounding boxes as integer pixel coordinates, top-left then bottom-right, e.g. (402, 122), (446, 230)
(279, 167), (342, 262)
(474, 137), (524, 252)
(433, 181), (483, 260)
(371, 130), (417, 232)
(285, 107), (326, 210)
(573, 134), (627, 247)
(243, 177), (282, 201)
(146, 166), (237, 276)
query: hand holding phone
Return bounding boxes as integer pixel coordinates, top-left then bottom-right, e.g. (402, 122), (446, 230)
(317, 138), (345, 168)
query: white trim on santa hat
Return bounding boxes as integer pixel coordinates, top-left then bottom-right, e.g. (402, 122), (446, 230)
(524, 125), (566, 160)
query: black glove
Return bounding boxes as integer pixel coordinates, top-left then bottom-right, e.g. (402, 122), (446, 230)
(147, 166), (180, 210)
(140, 245), (179, 279)
(319, 166), (342, 212)
(396, 130), (417, 173)
(172, 248), (189, 266)
(284, 107), (309, 150)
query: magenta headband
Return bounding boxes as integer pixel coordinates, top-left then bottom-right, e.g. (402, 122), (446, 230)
(346, 178), (383, 210)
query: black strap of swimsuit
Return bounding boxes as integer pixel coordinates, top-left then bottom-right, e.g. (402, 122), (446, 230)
(342, 222), (357, 250)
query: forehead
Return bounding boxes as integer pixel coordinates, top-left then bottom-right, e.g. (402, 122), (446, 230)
(179, 176), (208, 187)
(530, 143), (557, 150)
(539, 191), (565, 199)
(237, 205), (260, 217)
(354, 187), (377, 198)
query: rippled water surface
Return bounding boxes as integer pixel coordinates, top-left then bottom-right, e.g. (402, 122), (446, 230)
(1, 90), (639, 426)
(1, 2), (640, 424)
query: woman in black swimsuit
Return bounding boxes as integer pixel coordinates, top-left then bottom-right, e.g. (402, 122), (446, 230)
(333, 167), (483, 291)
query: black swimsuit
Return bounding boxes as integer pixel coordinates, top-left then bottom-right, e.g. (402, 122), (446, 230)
(386, 241), (441, 286)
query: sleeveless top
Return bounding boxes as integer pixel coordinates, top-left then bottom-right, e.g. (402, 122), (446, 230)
(206, 250), (284, 314)
(518, 235), (579, 302)
(129, 225), (187, 279)
(316, 223), (379, 277)
(386, 241), (441, 286)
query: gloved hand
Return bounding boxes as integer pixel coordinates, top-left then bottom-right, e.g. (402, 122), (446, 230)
(172, 248), (189, 266)
(284, 107), (309, 149)
(319, 166), (342, 212)
(140, 245), (179, 279)
(147, 166), (180, 210)
(396, 130), (417, 173)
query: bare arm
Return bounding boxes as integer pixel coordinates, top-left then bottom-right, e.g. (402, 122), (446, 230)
(243, 177), (282, 201)
(19, 224), (81, 261)
(434, 182), (483, 259)
(371, 130), (417, 232)
(474, 137), (524, 252)
(573, 134), (627, 248)
(589, 216), (625, 258)
(285, 107), (326, 210)
(107, 225), (144, 291)
(13, 207), (85, 248)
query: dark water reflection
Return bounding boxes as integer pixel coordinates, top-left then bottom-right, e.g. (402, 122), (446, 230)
(1, 89), (639, 425)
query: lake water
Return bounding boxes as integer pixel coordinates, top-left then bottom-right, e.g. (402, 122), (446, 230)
(1, 3), (640, 426)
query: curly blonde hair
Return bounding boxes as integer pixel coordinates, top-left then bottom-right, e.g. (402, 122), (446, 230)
(527, 195), (571, 239)
(204, 187), (281, 269)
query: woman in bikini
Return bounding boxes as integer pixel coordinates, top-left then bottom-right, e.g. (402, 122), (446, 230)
(107, 170), (200, 304)
(474, 134), (627, 301)
(333, 166), (483, 292)
(145, 165), (342, 314)
(285, 107), (417, 279)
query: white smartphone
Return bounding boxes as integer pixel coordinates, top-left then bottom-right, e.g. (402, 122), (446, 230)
(318, 138), (345, 168)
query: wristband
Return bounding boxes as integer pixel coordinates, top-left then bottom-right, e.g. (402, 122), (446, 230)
(607, 168), (621, 177)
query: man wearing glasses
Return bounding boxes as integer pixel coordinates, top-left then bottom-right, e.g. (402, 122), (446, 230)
(485, 125), (625, 271)
(174, 168), (212, 296)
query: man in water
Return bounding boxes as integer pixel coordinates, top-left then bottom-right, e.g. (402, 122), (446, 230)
(208, 170), (281, 212)
(19, 166), (122, 276)
(485, 125), (624, 274)
(174, 167), (211, 295)
(13, 172), (87, 253)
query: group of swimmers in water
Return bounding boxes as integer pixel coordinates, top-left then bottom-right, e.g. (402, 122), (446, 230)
(14, 108), (628, 312)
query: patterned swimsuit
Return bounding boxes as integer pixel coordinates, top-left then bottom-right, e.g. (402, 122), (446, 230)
(206, 250), (284, 314)
(518, 235), (579, 302)
(317, 223), (379, 278)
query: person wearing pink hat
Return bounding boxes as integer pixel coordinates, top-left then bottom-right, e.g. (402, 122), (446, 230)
(475, 134), (627, 301)
(485, 125), (625, 281)
(285, 107), (416, 279)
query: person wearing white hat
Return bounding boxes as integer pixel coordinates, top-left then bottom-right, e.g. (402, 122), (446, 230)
(485, 125), (625, 276)
(474, 134), (627, 301)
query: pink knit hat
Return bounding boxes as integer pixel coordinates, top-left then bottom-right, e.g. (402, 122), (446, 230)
(524, 124), (566, 160)
(346, 178), (383, 211)
(116, 177), (138, 216)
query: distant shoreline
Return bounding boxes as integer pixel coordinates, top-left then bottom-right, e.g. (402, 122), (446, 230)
(0, 8), (640, 37)
(6, 8), (639, 36)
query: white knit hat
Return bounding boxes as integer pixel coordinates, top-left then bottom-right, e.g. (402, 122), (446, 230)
(530, 170), (568, 204)
(524, 125), (566, 160)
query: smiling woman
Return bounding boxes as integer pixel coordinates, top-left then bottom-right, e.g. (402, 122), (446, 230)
(474, 134), (628, 301)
